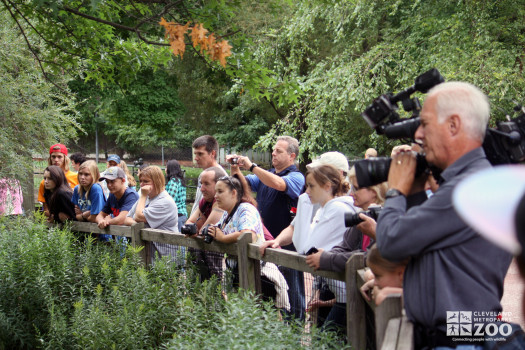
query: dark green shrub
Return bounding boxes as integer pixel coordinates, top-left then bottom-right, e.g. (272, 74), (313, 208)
(0, 216), (344, 349)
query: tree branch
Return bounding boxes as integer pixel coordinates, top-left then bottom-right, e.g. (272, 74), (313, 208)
(62, 5), (169, 46)
(1, 0), (66, 92)
(6, 0), (86, 59)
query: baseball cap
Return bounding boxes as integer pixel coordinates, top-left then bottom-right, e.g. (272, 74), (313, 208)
(453, 165), (525, 259)
(49, 143), (68, 156)
(107, 154), (121, 164)
(99, 166), (126, 181)
(307, 152), (349, 173)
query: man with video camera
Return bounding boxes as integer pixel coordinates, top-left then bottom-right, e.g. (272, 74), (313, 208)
(376, 82), (512, 350)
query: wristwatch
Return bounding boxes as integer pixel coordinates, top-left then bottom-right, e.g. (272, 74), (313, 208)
(249, 163), (258, 172)
(385, 188), (405, 199)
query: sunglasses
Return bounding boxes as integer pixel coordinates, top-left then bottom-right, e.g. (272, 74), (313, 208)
(350, 184), (362, 193)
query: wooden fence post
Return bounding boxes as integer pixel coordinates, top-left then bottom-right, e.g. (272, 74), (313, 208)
(346, 253), (366, 349)
(237, 232), (256, 292)
(375, 294), (402, 349)
(130, 222), (147, 266)
(22, 159), (35, 215)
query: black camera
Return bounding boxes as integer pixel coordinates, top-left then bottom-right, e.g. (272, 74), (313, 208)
(361, 69), (525, 172)
(483, 105), (525, 165)
(354, 153), (432, 188)
(231, 157), (238, 165)
(133, 157), (144, 167)
(180, 223), (197, 235)
(201, 224), (215, 244)
(345, 206), (382, 227)
(305, 247), (318, 256)
(362, 68), (444, 140)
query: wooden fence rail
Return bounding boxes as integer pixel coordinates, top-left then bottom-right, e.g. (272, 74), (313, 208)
(59, 221), (412, 349)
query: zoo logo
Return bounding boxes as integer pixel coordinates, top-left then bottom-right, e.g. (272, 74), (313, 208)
(446, 311), (513, 338)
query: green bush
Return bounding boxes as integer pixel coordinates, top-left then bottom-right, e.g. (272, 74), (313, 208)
(0, 216), (345, 349)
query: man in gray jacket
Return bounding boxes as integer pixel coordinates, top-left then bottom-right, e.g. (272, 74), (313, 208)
(376, 82), (512, 350)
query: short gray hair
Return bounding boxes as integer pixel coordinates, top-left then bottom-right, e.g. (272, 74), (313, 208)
(428, 82), (490, 142)
(202, 166), (225, 183)
(276, 136), (300, 157)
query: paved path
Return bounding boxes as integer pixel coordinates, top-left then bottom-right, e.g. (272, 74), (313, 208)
(501, 258), (524, 328)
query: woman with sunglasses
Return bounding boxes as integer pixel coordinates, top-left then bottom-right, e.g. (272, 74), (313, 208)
(207, 175), (290, 312)
(208, 175), (264, 244)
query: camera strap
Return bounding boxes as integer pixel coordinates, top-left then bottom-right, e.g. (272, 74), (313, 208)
(220, 202), (240, 231)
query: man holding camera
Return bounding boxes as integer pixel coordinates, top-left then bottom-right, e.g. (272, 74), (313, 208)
(229, 135), (305, 320)
(376, 82), (512, 349)
(184, 166), (226, 280)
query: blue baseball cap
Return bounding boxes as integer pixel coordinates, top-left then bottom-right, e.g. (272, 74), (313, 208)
(107, 154), (121, 164)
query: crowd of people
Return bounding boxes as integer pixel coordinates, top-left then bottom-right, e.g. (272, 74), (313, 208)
(4, 80), (525, 349)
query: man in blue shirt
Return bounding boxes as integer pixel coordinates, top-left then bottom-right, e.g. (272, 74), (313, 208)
(96, 167), (139, 229)
(232, 136), (304, 242)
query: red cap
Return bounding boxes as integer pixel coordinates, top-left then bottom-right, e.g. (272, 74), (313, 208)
(49, 144), (68, 156)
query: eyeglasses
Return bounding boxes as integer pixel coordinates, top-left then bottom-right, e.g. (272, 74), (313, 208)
(350, 184), (362, 193)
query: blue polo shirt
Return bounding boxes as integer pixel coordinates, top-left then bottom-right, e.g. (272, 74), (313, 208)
(102, 187), (139, 217)
(246, 164), (304, 243)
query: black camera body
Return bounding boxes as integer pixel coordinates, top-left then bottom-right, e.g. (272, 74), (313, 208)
(231, 157), (238, 165)
(201, 224), (215, 244)
(483, 107), (525, 165)
(180, 223), (197, 235)
(345, 206), (382, 227)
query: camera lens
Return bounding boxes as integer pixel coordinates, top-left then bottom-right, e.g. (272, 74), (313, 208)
(354, 157), (392, 188)
(344, 212), (364, 227)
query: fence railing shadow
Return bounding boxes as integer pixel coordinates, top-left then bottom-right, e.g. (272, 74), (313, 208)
(59, 221), (412, 349)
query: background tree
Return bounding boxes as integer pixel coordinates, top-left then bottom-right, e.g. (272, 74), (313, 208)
(0, 10), (78, 181)
(243, 0), (525, 159)
(3, 0), (524, 162)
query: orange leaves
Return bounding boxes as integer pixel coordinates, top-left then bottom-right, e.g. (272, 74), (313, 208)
(159, 18), (232, 67)
(159, 18), (189, 57)
(191, 23), (209, 52)
(210, 40), (233, 68)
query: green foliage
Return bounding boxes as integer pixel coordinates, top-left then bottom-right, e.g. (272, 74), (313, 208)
(244, 0), (525, 158)
(0, 216), (343, 349)
(69, 68), (192, 154)
(0, 10), (79, 180)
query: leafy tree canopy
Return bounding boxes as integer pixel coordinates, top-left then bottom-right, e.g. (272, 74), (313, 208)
(0, 10), (78, 180)
(245, 0), (525, 159)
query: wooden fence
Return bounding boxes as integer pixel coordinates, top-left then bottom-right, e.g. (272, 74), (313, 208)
(61, 221), (412, 349)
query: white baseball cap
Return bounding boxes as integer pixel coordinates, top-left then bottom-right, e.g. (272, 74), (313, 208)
(307, 152), (349, 173)
(453, 165), (525, 257)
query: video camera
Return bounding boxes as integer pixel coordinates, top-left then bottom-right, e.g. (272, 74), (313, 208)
(361, 68), (444, 140)
(355, 68), (525, 187)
